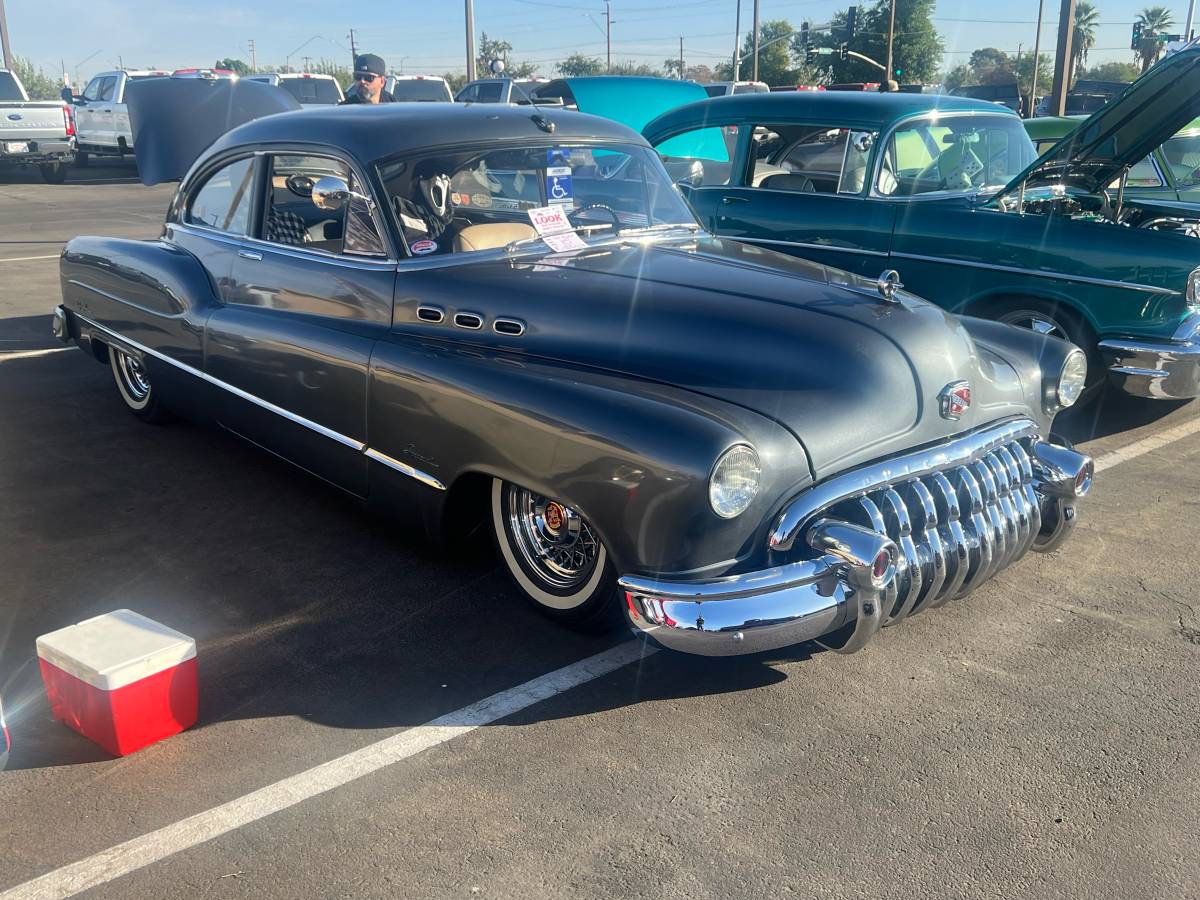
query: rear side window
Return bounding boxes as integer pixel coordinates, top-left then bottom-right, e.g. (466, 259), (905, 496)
(185, 157), (255, 234)
(655, 125), (737, 187)
(389, 80), (451, 102)
(280, 78), (342, 104)
(477, 82), (503, 102)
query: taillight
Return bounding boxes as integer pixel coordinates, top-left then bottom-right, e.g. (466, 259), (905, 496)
(62, 104), (75, 136)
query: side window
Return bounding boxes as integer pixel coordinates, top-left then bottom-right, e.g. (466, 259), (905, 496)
(98, 77), (117, 102)
(655, 125), (737, 187)
(477, 82), (503, 102)
(1124, 156), (1162, 188)
(457, 85), (478, 103)
(262, 154), (386, 257)
(185, 157), (255, 234)
(747, 124), (855, 194)
(82, 77), (104, 102)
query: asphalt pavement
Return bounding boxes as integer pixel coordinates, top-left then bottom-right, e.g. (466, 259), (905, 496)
(1, 164), (1197, 899)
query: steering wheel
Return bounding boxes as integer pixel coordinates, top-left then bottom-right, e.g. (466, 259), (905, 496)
(568, 203), (621, 231)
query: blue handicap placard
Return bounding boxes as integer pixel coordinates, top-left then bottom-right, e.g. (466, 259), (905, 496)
(547, 166), (574, 205)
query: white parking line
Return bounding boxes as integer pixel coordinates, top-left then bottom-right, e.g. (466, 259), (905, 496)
(0, 255), (59, 263)
(0, 640), (657, 900)
(0, 347), (74, 362)
(3, 409), (1200, 900)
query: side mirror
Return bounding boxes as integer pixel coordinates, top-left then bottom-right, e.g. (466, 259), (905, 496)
(60, 86), (74, 104)
(311, 175), (375, 212)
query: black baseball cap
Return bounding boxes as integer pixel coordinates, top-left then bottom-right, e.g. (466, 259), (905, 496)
(354, 53), (386, 77)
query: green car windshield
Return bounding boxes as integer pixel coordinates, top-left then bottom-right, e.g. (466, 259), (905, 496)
(878, 115), (1038, 198)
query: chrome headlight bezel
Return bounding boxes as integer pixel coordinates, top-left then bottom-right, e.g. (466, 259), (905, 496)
(709, 444), (762, 519)
(1054, 348), (1089, 410)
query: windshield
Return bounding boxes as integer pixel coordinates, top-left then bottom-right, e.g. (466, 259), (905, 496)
(280, 77), (342, 104)
(1161, 130), (1200, 187)
(390, 80), (452, 102)
(878, 114), (1037, 197)
(0, 71), (25, 101)
(376, 142), (698, 258)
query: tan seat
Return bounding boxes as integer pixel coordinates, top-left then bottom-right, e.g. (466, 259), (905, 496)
(453, 223), (537, 253)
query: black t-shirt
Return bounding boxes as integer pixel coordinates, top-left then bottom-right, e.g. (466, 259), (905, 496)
(339, 89), (396, 105)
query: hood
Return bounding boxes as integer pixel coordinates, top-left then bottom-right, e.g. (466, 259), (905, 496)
(126, 77), (301, 186)
(541, 77), (708, 134)
(405, 237), (1039, 479)
(996, 45), (1200, 201)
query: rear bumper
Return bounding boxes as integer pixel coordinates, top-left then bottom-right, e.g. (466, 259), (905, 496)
(621, 428), (1092, 657)
(0, 137), (75, 164)
(1099, 315), (1200, 399)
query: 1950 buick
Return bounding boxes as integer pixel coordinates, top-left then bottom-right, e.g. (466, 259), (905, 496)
(52, 82), (1093, 656)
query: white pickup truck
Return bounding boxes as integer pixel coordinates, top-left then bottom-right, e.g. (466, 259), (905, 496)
(70, 69), (168, 165)
(0, 68), (75, 183)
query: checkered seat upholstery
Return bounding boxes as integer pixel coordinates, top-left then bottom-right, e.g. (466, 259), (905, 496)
(266, 208), (308, 246)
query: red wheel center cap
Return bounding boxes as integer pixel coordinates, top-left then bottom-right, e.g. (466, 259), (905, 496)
(544, 503), (565, 531)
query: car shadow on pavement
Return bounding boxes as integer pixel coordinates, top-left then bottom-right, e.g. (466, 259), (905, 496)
(0, 350), (805, 771)
(0, 314), (59, 352)
(1054, 389), (1192, 444)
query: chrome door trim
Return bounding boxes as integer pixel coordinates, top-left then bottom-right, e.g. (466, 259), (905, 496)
(736, 236), (890, 257)
(888, 251), (1180, 296)
(73, 311), (446, 491)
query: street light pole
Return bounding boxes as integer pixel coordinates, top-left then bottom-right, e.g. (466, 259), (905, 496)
(605, 0), (613, 73)
(731, 0), (741, 82)
(1187, 0), (1197, 41)
(1027, 0), (1045, 117)
(884, 0), (896, 88)
(465, 0), (476, 81)
(751, 0), (760, 82)
(1048, 0), (1075, 117)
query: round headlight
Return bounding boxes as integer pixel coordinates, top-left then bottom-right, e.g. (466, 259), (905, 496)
(1057, 349), (1088, 408)
(709, 444), (761, 519)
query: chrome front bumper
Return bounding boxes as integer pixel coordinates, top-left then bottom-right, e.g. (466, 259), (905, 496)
(621, 421), (1093, 657)
(1099, 315), (1200, 399)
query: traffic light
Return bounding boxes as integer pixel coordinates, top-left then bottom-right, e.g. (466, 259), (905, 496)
(800, 21), (810, 48)
(839, 43), (848, 61)
(806, 44), (817, 65)
(1131, 21), (1143, 50)
(800, 21), (813, 64)
(846, 6), (858, 40)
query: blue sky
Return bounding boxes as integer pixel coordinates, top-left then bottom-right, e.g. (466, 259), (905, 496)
(8, 0), (1193, 85)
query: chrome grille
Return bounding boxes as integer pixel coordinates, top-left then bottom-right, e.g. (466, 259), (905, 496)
(770, 420), (1045, 623)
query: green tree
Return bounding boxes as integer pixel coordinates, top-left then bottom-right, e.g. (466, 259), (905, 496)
(11, 57), (61, 100)
(732, 19), (797, 86)
(1070, 2), (1100, 85)
(1135, 6), (1175, 72)
(557, 53), (604, 77)
(823, 0), (943, 84)
(1078, 60), (1139, 83)
(442, 72), (469, 93)
(609, 61), (664, 77)
(968, 47), (1015, 83)
(1015, 52), (1054, 97)
(476, 33), (538, 78)
(216, 58), (251, 76)
(312, 59), (353, 92)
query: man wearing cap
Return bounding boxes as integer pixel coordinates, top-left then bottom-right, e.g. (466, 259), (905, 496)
(341, 53), (395, 104)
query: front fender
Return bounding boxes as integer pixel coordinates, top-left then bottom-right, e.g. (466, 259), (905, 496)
(367, 337), (812, 578)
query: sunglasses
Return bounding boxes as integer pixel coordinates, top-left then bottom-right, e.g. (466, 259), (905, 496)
(354, 72), (378, 83)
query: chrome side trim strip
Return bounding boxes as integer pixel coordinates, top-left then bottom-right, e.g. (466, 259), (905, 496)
(736, 237), (890, 258)
(73, 311), (446, 490)
(363, 448), (446, 491)
(889, 251), (1179, 296)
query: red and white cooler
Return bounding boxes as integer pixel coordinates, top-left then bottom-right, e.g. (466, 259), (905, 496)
(36, 609), (198, 757)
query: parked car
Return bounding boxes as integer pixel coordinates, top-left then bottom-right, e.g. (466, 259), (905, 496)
(0, 68), (74, 183)
(170, 68), (237, 80)
(949, 82), (1024, 115)
(645, 48), (1200, 401)
(1026, 114), (1200, 209)
(244, 72), (343, 106)
(704, 81), (770, 97)
(1034, 79), (1128, 117)
(68, 69), (169, 165)
(455, 77), (552, 104)
(51, 85), (1091, 657)
(385, 74), (453, 102)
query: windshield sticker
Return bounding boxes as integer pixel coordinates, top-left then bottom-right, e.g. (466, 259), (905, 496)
(546, 166), (574, 206)
(527, 205), (588, 252)
(410, 239), (438, 255)
(491, 197), (535, 211)
(471, 192), (492, 208)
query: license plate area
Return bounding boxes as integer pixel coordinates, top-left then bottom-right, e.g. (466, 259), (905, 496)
(3, 141), (30, 153)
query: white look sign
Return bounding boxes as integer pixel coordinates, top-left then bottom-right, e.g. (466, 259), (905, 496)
(526, 205), (587, 252)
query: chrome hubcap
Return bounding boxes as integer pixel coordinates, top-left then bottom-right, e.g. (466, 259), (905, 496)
(1000, 312), (1067, 341)
(506, 485), (601, 590)
(115, 351), (151, 400)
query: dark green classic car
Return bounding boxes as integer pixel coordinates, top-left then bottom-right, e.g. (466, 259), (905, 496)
(644, 48), (1200, 401)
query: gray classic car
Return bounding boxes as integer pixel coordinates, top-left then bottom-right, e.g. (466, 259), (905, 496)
(52, 86), (1093, 656)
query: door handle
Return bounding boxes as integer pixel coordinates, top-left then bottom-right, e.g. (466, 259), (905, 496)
(721, 196), (749, 205)
(238, 249), (263, 261)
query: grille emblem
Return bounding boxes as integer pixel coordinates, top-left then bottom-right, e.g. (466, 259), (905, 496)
(6, 114), (21, 121)
(939, 381), (972, 420)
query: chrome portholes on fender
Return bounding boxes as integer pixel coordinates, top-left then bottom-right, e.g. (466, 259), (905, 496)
(490, 479), (623, 628)
(107, 345), (173, 424)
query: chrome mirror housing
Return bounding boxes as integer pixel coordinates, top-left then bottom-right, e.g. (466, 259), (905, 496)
(311, 176), (376, 212)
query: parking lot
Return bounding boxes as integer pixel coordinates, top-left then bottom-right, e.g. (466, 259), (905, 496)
(2, 163), (1199, 898)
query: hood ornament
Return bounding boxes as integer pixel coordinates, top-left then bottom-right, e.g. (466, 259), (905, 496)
(939, 381), (972, 420)
(876, 269), (903, 303)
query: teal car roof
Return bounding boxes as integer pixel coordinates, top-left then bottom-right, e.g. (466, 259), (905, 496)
(643, 91), (1014, 140)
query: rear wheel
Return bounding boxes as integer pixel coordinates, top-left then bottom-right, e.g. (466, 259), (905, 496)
(490, 479), (623, 631)
(39, 162), (67, 184)
(108, 345), (174, 424)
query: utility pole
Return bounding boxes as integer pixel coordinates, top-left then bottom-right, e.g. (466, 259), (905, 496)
(679, 36), (684, 79)
(1187, 0), (1197, 41)
(0, 0), (14, 71)
(348, 28), (358, 68)
(1027, 0), (1045, 118)
(1048, 0), (1075, 117)
(731, 0), (741, 81)
(884, 0), (897, 88)
(303, 55), (312, 72)
(465, 0), (476, 80)
(248, 39), (256, 72)
(751, 0), (760, 82)
(605, 0), (613, 73)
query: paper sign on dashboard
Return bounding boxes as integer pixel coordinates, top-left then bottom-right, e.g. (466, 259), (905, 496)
(527, 205), (587, 252)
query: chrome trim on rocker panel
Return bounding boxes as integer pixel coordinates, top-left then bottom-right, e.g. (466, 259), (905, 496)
(735, 237), (890, 257)
(889, 251), (1180, 296)
(73, 311), (446, 490)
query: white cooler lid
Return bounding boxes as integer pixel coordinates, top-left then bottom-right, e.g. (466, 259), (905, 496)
(36, 609), (196, 691)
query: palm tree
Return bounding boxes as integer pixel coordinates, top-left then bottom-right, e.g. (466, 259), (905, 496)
(1070, 2), (1100, 85)
(1136, 6), (1175, 73)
